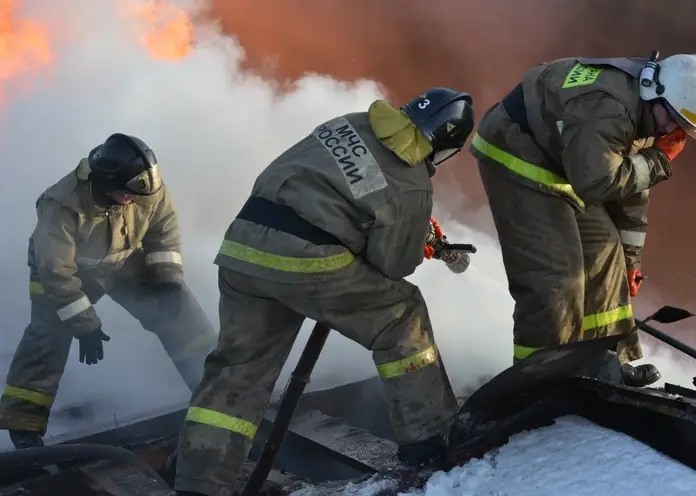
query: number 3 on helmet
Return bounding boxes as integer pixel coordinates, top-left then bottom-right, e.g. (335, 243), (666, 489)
(401, 87), (475, 165)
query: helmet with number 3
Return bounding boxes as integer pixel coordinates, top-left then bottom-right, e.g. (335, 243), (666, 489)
(401, 87), (475, 165)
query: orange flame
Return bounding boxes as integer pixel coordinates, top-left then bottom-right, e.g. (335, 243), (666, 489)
(0, 0), (53, 103)
(130, 0), (193, 61)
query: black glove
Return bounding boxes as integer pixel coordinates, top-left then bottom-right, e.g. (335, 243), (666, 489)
(78, 327), (111, 365)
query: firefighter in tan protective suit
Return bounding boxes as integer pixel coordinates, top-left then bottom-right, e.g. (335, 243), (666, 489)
(173, 88), (475, 496)
(470, 53), (696, 387)
(0, 133), (217, 449)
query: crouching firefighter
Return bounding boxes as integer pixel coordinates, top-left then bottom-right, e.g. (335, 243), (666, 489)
(174, 88), (475, 496)
(0, 133), (217, 449)
(470, 52), (696, 387)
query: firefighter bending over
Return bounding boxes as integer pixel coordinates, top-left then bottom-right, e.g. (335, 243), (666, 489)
(173, 88), (475, 496)
(0, 133), (217, 449)
(470, 53), (696, 386)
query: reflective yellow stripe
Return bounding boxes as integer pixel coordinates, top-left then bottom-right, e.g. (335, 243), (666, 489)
(376, 345), (438, 379)
(29, 282), (44, 295)
(185, 406), (257, 439)
(3, 385), (54, 408)
(513, 344), (540, 360)
(218, 240), (354, 273)
(471, 133), (585, 208)
(583, 305), (633, 332)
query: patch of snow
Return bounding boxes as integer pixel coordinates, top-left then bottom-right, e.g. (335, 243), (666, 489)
(296, 415), (696, 496)
(412, 415), (696, 496)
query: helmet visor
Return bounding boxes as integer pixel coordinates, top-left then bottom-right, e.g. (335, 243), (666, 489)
(124, 165), (162, 196)
(666, 103), (696, 139)
(431, 148), (462, 165)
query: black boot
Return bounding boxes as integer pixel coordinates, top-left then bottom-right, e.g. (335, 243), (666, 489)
(397, 434), (448, 468)
(621, 363), (661, 387)
(9, 430), (44, 449)
(175, 492), (205, 496)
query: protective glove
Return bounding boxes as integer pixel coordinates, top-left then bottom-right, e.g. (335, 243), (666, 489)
(439, 249), (471, 274)
(424, 217), (445, 259)
(654, 127), (687, 162)
(78, 327), (111, 365)
(627, 268), (643, 297)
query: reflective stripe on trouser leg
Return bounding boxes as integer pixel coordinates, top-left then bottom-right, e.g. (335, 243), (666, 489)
(578, 204), (642, 363)
(370, 294), (459, 446)
(0, 306), (73, 434)
(0, 384), (55, 432)
(175, 267), (304, 496)
(477, 158), (585, 365)
(184, 407), (257, 439)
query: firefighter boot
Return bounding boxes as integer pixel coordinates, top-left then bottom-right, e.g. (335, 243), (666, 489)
(397, 434), (448, 468)
(9, 429), (44, 449)
(621, 363), (661, 387)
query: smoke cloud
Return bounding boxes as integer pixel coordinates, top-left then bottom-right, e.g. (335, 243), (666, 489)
(1, 0), (695, 450)
(207, 0), (696, 325)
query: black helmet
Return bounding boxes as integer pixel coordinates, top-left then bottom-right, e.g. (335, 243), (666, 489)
(88, 133), (162, 198)
(401, 87), (474, 165)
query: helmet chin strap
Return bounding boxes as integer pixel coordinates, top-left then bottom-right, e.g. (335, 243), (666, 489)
(424, 157), (437, 177)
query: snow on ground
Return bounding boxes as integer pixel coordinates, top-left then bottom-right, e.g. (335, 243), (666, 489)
(292, 415), (696, 496)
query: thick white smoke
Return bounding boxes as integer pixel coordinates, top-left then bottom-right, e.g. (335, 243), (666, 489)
(0, 0), (693, 452)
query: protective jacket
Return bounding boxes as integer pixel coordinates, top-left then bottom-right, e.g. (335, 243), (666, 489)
(177, 105), (461, 496)
(28, 159), (184, 336)
(471, 57), (674, 269)
(215, 111), (433, 281)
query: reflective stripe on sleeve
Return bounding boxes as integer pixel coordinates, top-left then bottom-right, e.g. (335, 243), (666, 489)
(376, 345), (438, 379)
(56, 295), (92, 322)
(619, 230), (646, 247)
(146, 251), (183, 265)
(185, 406), (257, 439)
(628, 154), (651, 191)
(3, 385), (54, 408)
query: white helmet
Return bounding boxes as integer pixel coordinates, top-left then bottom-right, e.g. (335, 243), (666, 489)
(640, 53), (696, 138)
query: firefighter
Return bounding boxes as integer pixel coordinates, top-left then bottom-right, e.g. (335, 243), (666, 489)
(470, 53), (695, 387)
(0, 133), (217, 449)
(173, 88), (475, 496)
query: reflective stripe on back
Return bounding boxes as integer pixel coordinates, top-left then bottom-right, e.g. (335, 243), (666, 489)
(312, 116), (388, 200)
(472, 133), (585, 208)
(218, 240), (354, 273)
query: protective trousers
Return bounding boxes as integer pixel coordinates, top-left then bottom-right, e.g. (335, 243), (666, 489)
(477, 158), (642, 364)
(0, 277), (217, 435)
(175, 263), (459, 496)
